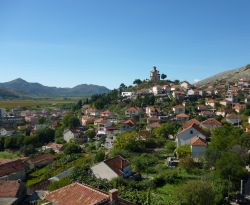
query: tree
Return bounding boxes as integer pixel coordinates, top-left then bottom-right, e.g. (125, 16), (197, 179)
(63, 114), (80, 129)
(179, 157), (196, 172)
(153, 122), (181, 139)
(133, 79), (142, 86)
(161, 74), (167, 80)
(177, 180), (216, 205)
(95, 150), (105, 162)
(64, 143), (82, 155)
(85, 129), (96, 140)
(176, 145), (191, 158)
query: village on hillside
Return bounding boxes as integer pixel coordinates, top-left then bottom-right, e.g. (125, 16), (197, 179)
(1, 66), (250, 204)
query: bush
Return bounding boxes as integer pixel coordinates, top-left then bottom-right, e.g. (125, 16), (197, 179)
(64, 143), (82, 155)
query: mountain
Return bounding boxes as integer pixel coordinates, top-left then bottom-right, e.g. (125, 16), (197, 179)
(196, 64), (250, 86)
(0, 78), (110, 98)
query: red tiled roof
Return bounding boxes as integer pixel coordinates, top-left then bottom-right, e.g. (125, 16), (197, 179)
(191, 136), (207, 146)
(104, 156), (130, 176)
(47, 143), (63, 150)
(45, 183), (134, 205)
(182, 119), (200, 129)
(127, 107), (141, 112)
(201, 118), (222, 126)
(226, 113), (239, 119)
(0, 159), (24, 177)
(30, 154), (55, 165)
(0, 180), (21, 197)
(122, 119), (136, 126)
(178, 124), (209, 138)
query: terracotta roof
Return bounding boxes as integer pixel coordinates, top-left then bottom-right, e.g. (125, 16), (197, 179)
(0, 159), (24, 177)
(226, 113), (239, 119)
(30, 154), (55, 165)
(201, 118), (222, 126)
(122, 119), (136, 126)
(182, 119), (200, 129)
(176, 113), (189, 118)
(191, 136), (207, 146)
(94, 118), (109, 124)
(0, 180), (21, 197)
(104, 156), (130, 176)
(147, 116), (160, 121)
(45, 183), (109, 205)
(45, 183), (134, 205)
(47, 143), (63, 150)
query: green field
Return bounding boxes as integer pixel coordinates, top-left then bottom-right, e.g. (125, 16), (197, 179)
(0, 151), (20, 159)
(0, 97), (82, 109)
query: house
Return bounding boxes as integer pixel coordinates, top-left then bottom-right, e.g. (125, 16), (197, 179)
(0, 159), (25, 180)
(145, 107), (160, 117)
(42, 143), (64, 153)
(216, 109), (227, 117)
(27, 154), (55, 170)
(94, 118), (112, 127)
(85, 108), (100, 117)
(182, 119), (200, 129)
(63, 129), (82, 143)
(173, 105), (185, 114)
(91, 156), (132, 181)
(196, 105), (206, 112)
(176, 124), (208, 147)
(152, 85), (165, 95)
(233, 103), (246, 113)
(81, 116), (95, 126)
(226, 113), (241, 125)
(187, 89), (199, 96)
(191, 137), (208, 159)
(103, 135), (117, 149)
(180, 81), (192, 90)
(172, 90), (186, 100)
(199, 110), (215, 118)
(101, 110), (113, 118)
(220, 99), (231, 107)
(205, 99), (217, 108)
(120, 120), (136, 131)
(147, 116), (160, 124)
(176, 113), (189, 121)
(200, 118), (222, 130)
(121, 92), (135, 97)
(0, 180), (27, 205)
(45, 182), (135, 205)
(125, 107), (143, 118)
(0, 127), (16, 136)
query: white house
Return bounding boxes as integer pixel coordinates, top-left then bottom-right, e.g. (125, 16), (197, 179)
(91, 156), (132, 181)
(63, 129), (80, 142)
(173, 105), (185, 115)
(176, 124), (208, 147)
(121, 92), (136, 97)
(0, 108), (6, 118)
(180, 81), (192, 90)
(191, 137), (207, 159)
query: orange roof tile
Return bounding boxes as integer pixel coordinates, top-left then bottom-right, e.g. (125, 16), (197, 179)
(0, 180), (21, 197)
(182, 119), (200, 129)
(191, 136), (207, 146)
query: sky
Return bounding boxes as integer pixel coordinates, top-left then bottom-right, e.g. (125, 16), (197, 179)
(0, 0), (250, 89)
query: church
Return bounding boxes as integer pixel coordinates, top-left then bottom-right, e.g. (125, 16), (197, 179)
(150, 66), (160, 81)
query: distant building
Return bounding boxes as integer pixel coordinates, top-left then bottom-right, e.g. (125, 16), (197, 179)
(0, 108), (6, 118)
(150, 66), (160, 81)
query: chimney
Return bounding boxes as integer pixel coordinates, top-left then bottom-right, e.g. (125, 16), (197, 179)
(109, 189), (118, 205)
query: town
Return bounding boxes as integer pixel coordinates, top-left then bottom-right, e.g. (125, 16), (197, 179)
(1, 65), (250, 205)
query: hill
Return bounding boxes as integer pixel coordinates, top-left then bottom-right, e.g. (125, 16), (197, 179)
(0, 78), (110, 98)
(196, 64), (250, 86)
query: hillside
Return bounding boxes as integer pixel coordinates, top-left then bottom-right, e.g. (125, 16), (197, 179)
(196, 64), (250, 86)
(0, 78), (110, 98)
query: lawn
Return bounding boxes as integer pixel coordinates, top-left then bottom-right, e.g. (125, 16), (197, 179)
(0, 151), (20, 159)
(0, 98), (79, 109)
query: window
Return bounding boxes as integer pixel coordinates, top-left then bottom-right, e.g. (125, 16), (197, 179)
(190, 130), (193, 134)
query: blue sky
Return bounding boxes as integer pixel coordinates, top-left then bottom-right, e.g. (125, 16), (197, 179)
(0, 0), (249, 89)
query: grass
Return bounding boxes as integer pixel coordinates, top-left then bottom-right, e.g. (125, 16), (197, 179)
(0, 151), (20, 159)
(0, 98), (80, 109)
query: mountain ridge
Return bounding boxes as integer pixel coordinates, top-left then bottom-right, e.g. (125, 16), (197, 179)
(0, 78), (110, 98)
(196, 64), (250, 86)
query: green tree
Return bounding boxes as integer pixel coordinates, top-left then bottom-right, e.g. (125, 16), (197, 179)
(133, 79), (142, 86)
(177, 180), (216, 205)
(176, 145), (191, 158)
(64, 143), (82, 155)
(63, 114), (80, 129)
(95, 150), (105, 162)
(161, 73), (167, 80)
